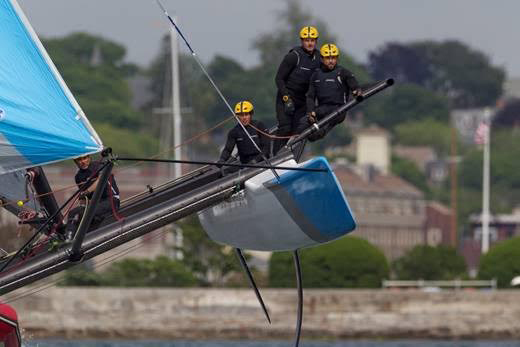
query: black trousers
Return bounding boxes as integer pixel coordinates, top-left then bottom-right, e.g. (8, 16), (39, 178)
(302, 104), (347, 142)
(274, 92), (307, 154)
(65, 199), (120, 236)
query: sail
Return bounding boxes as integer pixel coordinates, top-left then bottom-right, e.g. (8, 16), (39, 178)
(0, 0), (103, 174)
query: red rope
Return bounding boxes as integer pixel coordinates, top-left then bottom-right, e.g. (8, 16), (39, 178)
(108, 175), (123, 221)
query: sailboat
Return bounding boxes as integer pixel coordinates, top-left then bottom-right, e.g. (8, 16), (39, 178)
(0, 0), (394, 345)
(0, 302), (21, 347)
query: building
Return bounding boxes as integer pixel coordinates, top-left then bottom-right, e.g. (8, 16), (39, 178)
(333, 125), (428, 261)
(462, 208), (520, 274)
(334, 164), (426, 261)
(425, 201), (453, 246)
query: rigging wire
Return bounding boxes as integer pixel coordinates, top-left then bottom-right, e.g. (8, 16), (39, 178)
(116, 157), (327, 173)
(154, 0), (280, 180)
(2, 225), (173, 304)
(0, 161), (111, 273)
(0, 115), (235, 211)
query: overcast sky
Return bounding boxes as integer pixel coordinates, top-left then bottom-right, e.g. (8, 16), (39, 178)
(17, 0), (520, 78)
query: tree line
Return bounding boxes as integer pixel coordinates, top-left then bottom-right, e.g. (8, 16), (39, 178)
(62, 220), (519, 289)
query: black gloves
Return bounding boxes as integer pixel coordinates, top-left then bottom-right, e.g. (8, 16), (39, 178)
(307, 111), (317, 124)
(282, 95), (295, 116)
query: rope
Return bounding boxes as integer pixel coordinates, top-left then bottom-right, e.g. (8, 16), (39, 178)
(0, 115), (236, 211)
(116, 157), (327, 173)
(108, 176), (123, 222)
(1, 224), (172, 304)
(248, 123), (293, 140)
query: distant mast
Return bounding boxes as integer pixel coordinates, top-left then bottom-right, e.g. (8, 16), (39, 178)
(170, 22), (182, 179)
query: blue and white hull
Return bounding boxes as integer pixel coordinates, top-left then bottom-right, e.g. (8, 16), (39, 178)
(198, 157), (356, 251)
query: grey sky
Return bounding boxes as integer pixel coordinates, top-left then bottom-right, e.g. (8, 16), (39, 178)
(18, 0), (520, 78)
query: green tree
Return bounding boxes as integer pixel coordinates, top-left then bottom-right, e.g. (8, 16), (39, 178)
(364, 84), (451, 129)
(61, 256), (197, 287)
(100, 256), (197, 287)
(393, 245), (467, 280)
(459, 129), (520, 214)
(368, 42), (432, 86)
(43, 33), (144, 130)
(178, 216), (241, 286)
(394, 118), (452, 155)
(95, 123), (158, 158)
(494, 99), (520, 129)
(253, 0), (369, 83)
(61, 264), (104, 287)
(391, 155), (430, 195)
(269, 236), (389, 288)
(368, 40), (505, 108)
(479, 237), (520, 288)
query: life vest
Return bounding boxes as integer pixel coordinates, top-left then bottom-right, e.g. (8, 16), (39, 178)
(313, 67), (347, 106)
(233, 120), (264, 158)
(285, 46), (320, 97)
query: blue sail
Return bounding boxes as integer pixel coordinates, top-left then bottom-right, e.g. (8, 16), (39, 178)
(0, 0), (103, 174)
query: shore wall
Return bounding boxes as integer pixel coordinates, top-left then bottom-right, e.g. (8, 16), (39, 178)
(6, 288), (520, 339)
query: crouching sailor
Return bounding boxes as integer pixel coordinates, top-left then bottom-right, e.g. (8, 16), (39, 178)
(303, 43), (362, 141)
(218, 101), (269, 166)
(65, 154), (120, 240)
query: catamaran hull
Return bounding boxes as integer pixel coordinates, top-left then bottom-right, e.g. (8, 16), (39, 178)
(199, 157), (356, 251)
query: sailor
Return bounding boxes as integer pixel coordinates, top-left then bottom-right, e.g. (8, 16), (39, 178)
(64, 154), (120, 240)
(273, 26), (320, 153)
(303, 43), (362, 141)
(218, 101), (269, 165)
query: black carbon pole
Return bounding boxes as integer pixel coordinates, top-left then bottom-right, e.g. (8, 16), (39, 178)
(68, 161), (114, 261)
(286, 78), (394, 148)
(116, 157), (327, 173)
(0, 152), (294, 294)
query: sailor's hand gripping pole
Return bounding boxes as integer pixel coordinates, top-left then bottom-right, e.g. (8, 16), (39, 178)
(154, 0), (280, 181)
(286, 78), (394, 148)
(68, 159), (114, 262)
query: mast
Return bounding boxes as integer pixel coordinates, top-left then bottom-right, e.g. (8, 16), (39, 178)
(450, 126), (458, 248)
(481, 108), (491, 253)
(170, 24), (182, 179)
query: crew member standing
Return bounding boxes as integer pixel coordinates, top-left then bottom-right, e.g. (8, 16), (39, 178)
(273, 26), (320, 153)
(304, 43), (362, 141)
(219, 101), (269, 165)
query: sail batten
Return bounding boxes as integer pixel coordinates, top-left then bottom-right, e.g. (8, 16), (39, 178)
(0, 0), (103, 174)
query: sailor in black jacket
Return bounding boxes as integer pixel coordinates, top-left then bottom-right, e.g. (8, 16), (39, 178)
(219, 101), (269, 165)
(303, 43), (361, 141)
(273, 26), (320, 153)
(64, 154), (120, 240)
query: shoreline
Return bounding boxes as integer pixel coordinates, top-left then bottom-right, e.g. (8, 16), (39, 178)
(6, 287), (520, 340)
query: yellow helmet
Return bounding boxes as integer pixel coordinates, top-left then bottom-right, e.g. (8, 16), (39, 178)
(299, 26), (319, 39)
(234, 100), (254, 114)
(320, 43), (340, 57)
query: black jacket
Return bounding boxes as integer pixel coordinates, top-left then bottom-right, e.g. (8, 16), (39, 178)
(306, 64), (359, 112)
(275, 46), (320, 102)
(219, 120), (268, 163)
(75, 160), (120, 202)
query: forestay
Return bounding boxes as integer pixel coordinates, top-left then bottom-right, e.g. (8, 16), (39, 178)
(0, 0), (102, 174)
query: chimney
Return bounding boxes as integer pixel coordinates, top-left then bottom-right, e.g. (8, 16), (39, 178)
(356, 124), (390, 175)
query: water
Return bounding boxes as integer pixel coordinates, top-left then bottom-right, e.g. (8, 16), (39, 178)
(25, 340), (520, 347)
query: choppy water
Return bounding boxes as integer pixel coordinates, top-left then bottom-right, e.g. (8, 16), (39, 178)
(25, 340), (520, 347)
